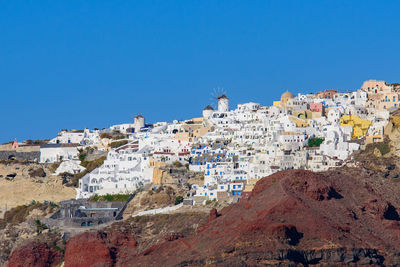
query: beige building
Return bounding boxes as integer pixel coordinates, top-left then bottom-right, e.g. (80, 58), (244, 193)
(362, 80), (400, 111)
(174, 118), (214, 142)
(280, 91), (294, 108)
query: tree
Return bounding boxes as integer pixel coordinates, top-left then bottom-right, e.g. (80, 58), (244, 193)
(307, 137), (324, 147)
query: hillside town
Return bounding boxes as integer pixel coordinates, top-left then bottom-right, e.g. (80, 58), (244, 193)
(2, 80), (398, 205)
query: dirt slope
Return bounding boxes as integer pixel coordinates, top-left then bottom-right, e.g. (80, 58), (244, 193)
(0, 162), (76, 217)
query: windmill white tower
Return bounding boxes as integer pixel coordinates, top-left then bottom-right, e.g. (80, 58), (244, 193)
(134, 115), (145, 132)
(217, 94), (229, 112)
(202, 105), (214, 119)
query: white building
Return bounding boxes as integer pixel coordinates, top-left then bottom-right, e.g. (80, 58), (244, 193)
(40, 144), (80, 163)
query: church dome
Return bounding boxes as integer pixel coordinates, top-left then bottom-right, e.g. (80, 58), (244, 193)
(281, 91), (294, 102)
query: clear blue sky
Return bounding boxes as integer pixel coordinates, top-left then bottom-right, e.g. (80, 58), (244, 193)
(1, 1), (399, 143)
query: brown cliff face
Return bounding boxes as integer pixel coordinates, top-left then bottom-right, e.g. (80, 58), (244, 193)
(62, 212), (207, 266)
(7, 241), (62, 267)
(13, 168), (400, 265)
(64, 230), (137, 267)
(125, 169), (393, 266)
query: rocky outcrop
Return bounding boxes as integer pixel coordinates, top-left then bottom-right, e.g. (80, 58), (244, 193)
(63, 212), (207, 266)
(0, 202), (65, 267)
(208, 208), (219, 222)
(152, 165), (203, 186)
(64, 230), (137, 267)
(123, 186), (186, 217)
(0, 162), (76, 214)
(8, 241), (62, 267)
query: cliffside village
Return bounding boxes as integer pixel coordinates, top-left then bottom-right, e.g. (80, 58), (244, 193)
(2, 80), (399, 204)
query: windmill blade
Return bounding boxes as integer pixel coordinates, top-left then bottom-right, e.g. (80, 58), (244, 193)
(210, 87), (227, 109)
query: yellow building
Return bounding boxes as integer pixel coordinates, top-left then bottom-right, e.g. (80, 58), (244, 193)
(289, 116), (309, 127)
(273, 91), (295, 108)
(292, 110), (310, 120)
(340, 115), (372, 139)
(273, 101), (281, 106)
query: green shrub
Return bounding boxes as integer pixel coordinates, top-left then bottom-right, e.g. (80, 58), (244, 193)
(376, 142), (390, 155)
(307, 137), (325, 147)
(89, 193), (131, 202)
(110, 140), (128, 148)
(34, 219), (48, 234)
(174, 196), (184, 205)
(25, 139), (48, 145)
(0, 201), (53, 229)
(81, 156), (106, 171)
(112, 135), (126, 140)
(67, 156), (106, 187)
(48, 162), (61, 173)
(172, 161), (182, 168)
(365, 142), (391, 156)
(100, 133), (112, 139)
(53, 241), (64, 252)
(79, 153), (86, 161)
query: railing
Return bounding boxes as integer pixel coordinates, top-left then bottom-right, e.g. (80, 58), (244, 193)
(115, 192), (136, 220)
(132, 203), (184, 217)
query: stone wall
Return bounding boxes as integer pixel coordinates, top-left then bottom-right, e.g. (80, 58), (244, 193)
(44, 217), (114, 228)
(0, 151), (40, 161)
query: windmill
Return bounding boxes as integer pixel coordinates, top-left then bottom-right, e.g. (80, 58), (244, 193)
(209, 87), (227, 110)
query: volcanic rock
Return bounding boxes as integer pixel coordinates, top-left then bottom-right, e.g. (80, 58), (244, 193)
(18, 169), (400, 265)
(8, 241), (62, 267)
(64, 230), (137, 267)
